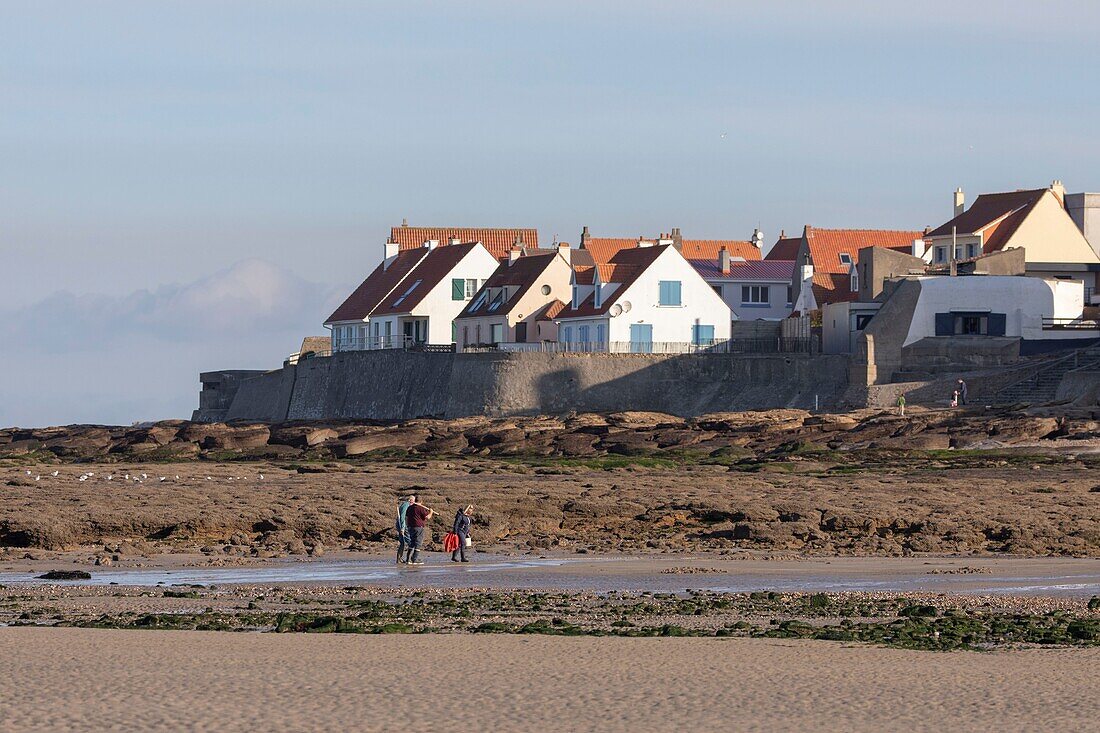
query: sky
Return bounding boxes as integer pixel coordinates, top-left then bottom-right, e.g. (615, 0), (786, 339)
(3, 0), (1100, 426)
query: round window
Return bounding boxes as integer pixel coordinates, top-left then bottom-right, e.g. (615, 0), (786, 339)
(541, 284), (551, 295)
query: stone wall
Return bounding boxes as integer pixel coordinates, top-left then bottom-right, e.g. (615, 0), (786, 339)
(201, 350), (851, 422)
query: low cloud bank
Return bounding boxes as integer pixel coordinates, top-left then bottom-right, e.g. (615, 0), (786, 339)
(0, 260), (348, 427)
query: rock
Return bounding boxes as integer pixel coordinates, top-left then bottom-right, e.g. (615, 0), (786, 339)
(333, 428), (429, 457)
(37, 570), (91, 580)
(199, 424), (272, 451)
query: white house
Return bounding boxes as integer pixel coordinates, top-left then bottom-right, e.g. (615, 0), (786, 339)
(326, 241), (499, 350)
(554, 243), (732, 352)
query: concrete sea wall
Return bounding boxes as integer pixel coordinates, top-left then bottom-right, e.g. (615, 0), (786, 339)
(202, 350), (851, 422)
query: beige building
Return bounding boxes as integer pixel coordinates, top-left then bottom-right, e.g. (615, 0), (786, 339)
(923, 182), (1100, 303)
(454, 244), (573, 348)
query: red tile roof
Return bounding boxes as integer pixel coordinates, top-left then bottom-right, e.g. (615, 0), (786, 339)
(805, 227), (923, 276)
(372, 242), (484, 317)
(558, 245), (671, 319)
(680, 239), (762, 261)
(456, 251), (563, 319)
(325, 248), (429, 323)
(925, 188), (1046, 253)
(535, 299), (567, 321)
(390, 226), (539, 261)
(691, 259), (795, 281)
(766, 235), (802, 261)
(580, 237), (640, 265)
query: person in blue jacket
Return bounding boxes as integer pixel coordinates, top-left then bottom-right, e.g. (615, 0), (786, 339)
(451, 505), (474, 563)
(395, 494), (414, 564)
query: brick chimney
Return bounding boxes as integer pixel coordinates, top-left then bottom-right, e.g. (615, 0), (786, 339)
(719, 247), (731, 274)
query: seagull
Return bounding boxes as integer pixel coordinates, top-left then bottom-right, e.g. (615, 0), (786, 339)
(141, 473), (147, 480)
(124, 474), (130, 480)
(107, 475), (113, 481)
(26, 470), (31, 475)
(35, 475), (40, 482)
(259, 474), (264, 480)
(206, 476), (212, 481)
(175, 475), (180, 480)
(52, 470), (59, 476)
(720, 132), (728, 139)
(159, 476), (166, 482)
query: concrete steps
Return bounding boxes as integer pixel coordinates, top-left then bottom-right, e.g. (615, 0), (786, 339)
(993, 348), (1100, 404)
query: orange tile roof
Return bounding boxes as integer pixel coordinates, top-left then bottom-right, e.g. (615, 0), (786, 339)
(581, 237), (640, 264)
(535, 299), (567, 320)
(680, 239), (761, 261)
(559, 245), (671, 319)
(805, 227), (923, 276)
(390, 226), (539, 260)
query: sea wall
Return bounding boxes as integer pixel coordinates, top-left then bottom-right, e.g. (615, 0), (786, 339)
(199, 350), (851, 422)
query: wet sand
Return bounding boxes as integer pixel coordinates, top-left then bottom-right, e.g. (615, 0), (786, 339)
(1, 627), (1097, 733)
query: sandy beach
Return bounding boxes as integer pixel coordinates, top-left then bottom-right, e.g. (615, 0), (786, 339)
(1, 627), (1097, 733)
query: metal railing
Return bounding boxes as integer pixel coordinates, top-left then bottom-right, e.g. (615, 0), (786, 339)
(1041, 317), (1100, 331)
(462, 337), (817, 355)
(332, 335), (413, 352)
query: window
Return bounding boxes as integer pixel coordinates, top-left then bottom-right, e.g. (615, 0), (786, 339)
(541, 284), (552, 296)
(392, 279), (422, 307)
(452, 278), (479, 300)
(593, 286), (602, 309)
(488, 288), (506, 312)
(967, 243), (979, 259)
(954, 246), (964, 260)
(692, 324), (715, 345)
(741, 285), (769, 305)
(712, 284), (723, 297)
(471, 290), (489, 311)
(855, 314), (874, 330)
(956, 315), (987, 335)
(572, 286), (580, 309)
(786, 286), (793, 305)
(658, 280), (682, 306)
(935, 246), (947, 263)
(490, 323), (504, 344)
(838, 252), (852, 266)
(850, 269), (859, 293)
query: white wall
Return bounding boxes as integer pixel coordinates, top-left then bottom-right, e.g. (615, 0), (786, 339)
(904, 276), (1088, 346)
(409, 245), (500, 344)
(559, 246), (732, 345)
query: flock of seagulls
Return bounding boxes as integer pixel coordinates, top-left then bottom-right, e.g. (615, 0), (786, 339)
(22, 469), (267, 484)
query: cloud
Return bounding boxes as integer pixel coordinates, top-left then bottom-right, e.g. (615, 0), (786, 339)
(4, 259), (346, 352)
(0, 260), (350, 426)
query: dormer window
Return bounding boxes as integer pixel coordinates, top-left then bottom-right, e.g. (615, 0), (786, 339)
(838, 252), (852, 267)
(392, 279), (422, 307)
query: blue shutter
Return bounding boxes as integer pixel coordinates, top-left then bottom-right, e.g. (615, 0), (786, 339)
(988, 313), (1007, 336)
(659, 281), (682, 306)
(934, 313), (953, 336)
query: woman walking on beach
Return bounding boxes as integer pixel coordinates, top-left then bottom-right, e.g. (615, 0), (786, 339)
(451, 505), (474, 563)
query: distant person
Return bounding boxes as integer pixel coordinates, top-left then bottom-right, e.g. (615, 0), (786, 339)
(404, 498), (434, 565)
(951, 389), (959, 408)
(896, 394), (906, 417)
(395, 494), (414, 565)
(451, 505), (474, 563)
(956, 379), (968, 405)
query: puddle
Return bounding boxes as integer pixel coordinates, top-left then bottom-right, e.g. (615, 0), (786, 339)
(1, 556), (1098, 597)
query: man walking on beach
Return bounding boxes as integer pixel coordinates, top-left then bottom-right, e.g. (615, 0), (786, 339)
(404, 497), (434, 565)
(396, 494), (414, 565)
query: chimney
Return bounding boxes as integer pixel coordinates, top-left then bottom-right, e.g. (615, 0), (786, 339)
(1050, 179), (1066, 205)
(383, 240), (399, 269)
(719, 247), (731, 275)
(401, 218), (408, 227)
(508, 246), (522, 265)
(425, 239), (439, 250)
(953, 188), (965, 218)
(448, 236), (461, 246)
(580, 226), (590, 247)
(911, 238), (926, 259)
(557, 240), (571, 263)
(671, 227), (683, 251)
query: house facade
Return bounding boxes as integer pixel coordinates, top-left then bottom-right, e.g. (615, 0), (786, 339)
(326, 241), (499, 350)
(554, 243), (732, 352)
(690, 255), (796, 321)
(922, 182), (1100, 303)
(454, 244), (573, 349)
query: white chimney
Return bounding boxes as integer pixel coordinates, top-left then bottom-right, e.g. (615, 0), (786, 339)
(557, 241), (571, 263)
(383, 240), (399, 270)
(953, 188), (965, 218)
(508, 246), (522, 265)
(424, 239), (439, 250)
(1050, 179), (1066, 205)
(911, 238), (926, 259)
(448, 236), (462, 246)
